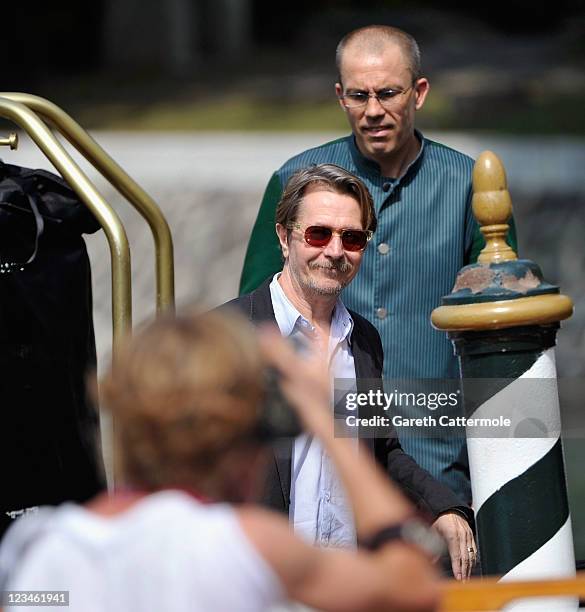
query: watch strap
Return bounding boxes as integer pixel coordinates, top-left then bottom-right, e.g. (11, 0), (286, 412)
(358, 523), (405, 551)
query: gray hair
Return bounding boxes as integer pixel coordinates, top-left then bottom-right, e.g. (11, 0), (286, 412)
(275, 164), (377, 233)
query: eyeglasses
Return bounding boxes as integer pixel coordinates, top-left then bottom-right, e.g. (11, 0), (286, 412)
(289, 222), (373, 252)
(339, 86), (413, 110)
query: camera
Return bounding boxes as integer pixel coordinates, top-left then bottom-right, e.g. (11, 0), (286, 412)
(257, 335), (306, 440)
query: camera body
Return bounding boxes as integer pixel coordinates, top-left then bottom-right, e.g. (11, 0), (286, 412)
(257, 334), (306, 440)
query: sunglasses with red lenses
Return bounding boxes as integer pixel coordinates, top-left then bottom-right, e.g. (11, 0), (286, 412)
(289, 222), (373, 252)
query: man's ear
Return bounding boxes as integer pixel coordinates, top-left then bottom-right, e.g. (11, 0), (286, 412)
(414, 78), (430, 111)
(276, 223), (289, 259)
(335, 82), (346, 113)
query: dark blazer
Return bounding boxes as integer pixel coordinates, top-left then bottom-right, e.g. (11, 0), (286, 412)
(221, 279), (473, 525)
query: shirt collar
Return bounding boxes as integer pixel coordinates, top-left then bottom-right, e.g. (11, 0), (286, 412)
(269, 274), (353, 344)
(330, 299), (354, 345)
(270, 274), (301, 337)
(348, 129), (426, 181)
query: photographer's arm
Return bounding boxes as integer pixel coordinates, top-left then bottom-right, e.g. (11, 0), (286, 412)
(239, 508), (438, 612)
(238, 328), (439, 612)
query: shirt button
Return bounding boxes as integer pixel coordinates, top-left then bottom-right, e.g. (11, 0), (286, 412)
(376, 307), (387, 320)
(382, 182), (392, 192)
(377, 243), (390, 255)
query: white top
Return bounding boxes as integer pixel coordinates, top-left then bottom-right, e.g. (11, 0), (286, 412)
(269, 275), (357, 549)
(0, 491), (285, 612)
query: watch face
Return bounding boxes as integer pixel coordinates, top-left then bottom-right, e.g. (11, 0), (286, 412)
(402, 519), (446, 557)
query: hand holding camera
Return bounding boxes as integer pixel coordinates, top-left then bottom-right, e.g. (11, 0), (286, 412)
(259, 325), (332, 441)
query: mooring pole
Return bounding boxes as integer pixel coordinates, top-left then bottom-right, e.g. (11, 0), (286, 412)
(432, 151), (575, 610)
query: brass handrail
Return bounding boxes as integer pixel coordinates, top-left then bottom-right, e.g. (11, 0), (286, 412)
(0, 92), (175, 314)
(0, 97), (132, 351)
(441, 572), (585, 610)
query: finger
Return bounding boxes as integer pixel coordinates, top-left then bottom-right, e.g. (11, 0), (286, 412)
(468, 531), (477, 575)
(258, 325), (324, 378)
(459, 526), (470, 581)
(463, 525), (477, 580)
(257, 325), (295, 370)
(447, 532), (462, 581)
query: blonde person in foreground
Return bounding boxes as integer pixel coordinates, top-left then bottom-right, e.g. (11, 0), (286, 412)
(0, 311), (440, 612)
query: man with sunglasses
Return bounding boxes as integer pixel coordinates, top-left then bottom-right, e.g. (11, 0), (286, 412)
(239, 25), (517, 510)
(225, 164), (477, 581)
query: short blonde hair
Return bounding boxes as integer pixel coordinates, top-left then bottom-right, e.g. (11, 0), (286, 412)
(99, 310), (265, 498)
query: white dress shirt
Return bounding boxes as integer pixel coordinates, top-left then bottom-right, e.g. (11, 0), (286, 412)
(269, 274), (357, 549)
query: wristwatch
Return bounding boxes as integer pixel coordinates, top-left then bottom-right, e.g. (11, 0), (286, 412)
(359, 517), (447, 557)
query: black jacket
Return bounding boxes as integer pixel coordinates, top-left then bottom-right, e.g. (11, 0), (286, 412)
(222, 279), (473, 525)
(0, 161), (104, 540)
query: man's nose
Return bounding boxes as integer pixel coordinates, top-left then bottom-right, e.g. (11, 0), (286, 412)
(364, 95), (385, 118)
(323, 234), (345, 258)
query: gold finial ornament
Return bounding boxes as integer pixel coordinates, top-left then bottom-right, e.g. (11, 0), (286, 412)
(431, 149), (574, 332)
(472, 151), (517, 263)
(0, 132), (18, 149)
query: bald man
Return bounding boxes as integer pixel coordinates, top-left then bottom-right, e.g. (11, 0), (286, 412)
(239, 26), (516, 511)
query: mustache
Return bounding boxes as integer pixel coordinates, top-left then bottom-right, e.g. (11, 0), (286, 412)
(308, 261), (353, 273)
